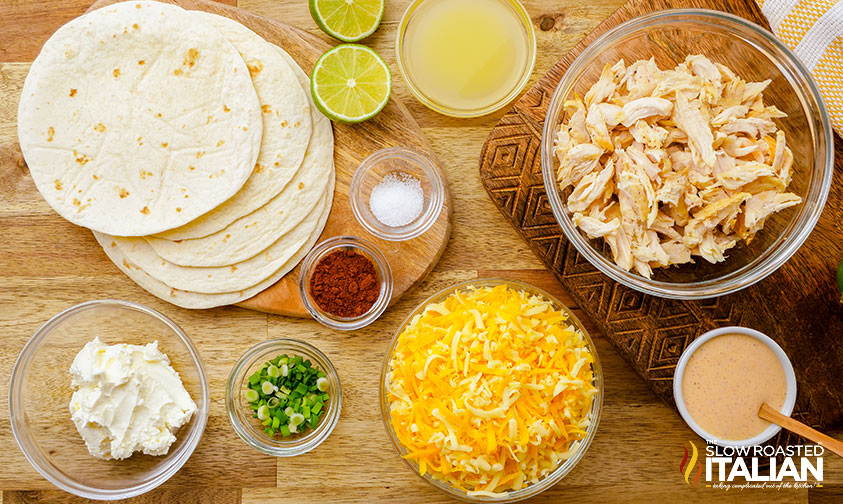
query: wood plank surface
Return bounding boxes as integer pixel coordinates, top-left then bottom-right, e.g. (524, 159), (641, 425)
(480, 0), (843, 440)
(1, 0), (842, 503)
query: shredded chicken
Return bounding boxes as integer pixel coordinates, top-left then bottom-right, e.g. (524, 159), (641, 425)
(554, 54), (801, 278)
(622, 97), (673, 126)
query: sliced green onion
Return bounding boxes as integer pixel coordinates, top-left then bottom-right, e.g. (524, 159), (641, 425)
(317, 377), (329, 392)
(244, 352), (332, 437)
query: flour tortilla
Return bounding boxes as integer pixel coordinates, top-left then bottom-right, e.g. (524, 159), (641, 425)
(92, 187), (333, 309)
(99, 187), (330, 294)
(153, 11), (313, 241)
(145, 46), (333, 267)
(18, 1), (262, 236)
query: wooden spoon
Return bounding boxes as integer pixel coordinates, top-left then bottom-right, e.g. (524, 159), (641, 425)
(759, 403), (843, 457)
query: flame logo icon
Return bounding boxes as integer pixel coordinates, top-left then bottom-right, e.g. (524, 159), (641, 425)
(680, 441), (703, 486)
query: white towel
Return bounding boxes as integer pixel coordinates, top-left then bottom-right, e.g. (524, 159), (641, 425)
(757, 0), (843, 136)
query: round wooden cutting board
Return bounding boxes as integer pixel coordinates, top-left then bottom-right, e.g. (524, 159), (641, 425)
(75, 0), (452, 316)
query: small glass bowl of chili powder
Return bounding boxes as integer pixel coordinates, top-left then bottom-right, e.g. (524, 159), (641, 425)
(299, 236), (394, 330)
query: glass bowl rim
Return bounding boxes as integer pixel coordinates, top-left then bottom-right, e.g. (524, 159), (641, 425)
(225, 337), (342, 457)
(539, 8), (834, 299)
(349, 147), (445, 242)
(379, 278), (604, 502)
(298, 235), (394, 330)
(8, 299), (210, 500)
(394, 0), (537, 118)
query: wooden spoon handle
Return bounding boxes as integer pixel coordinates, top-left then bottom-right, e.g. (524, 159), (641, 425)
(759, 403), (843, 458)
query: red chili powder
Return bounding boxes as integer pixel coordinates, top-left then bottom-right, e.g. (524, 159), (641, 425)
(309, 249), (380, 318)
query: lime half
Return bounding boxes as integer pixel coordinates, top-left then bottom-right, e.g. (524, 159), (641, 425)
(309, 0), (384, 43)
(311, 44), (391, 124)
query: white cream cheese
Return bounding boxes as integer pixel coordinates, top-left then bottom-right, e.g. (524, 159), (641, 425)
(69, 337), (197, 460)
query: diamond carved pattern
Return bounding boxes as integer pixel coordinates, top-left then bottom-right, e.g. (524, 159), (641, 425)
(491, 144), (519, 174)
(616, 289), (645, 314)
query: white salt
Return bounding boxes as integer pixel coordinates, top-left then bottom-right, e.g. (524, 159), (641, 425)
(369, 171), (424, 227)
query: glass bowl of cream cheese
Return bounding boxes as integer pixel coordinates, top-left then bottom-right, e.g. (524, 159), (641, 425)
(8, 299), (209, 500)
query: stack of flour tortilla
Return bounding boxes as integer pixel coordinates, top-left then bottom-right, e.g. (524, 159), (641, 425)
(17, 1), (335, 309)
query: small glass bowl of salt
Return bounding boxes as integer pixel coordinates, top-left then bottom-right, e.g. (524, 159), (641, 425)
(349, 147), (445, 241)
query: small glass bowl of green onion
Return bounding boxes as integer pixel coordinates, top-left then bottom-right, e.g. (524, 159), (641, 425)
(226, 339), (341, 457)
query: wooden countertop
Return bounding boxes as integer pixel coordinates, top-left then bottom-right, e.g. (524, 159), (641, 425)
(1, 0), (842, 502)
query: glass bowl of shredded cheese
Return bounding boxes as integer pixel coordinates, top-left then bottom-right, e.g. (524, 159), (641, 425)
(380, 279), (603, 502)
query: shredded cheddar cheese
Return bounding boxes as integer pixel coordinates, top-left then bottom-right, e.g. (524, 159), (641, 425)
(386, 284), (597, 497)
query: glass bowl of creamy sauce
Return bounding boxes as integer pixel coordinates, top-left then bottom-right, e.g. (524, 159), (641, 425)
(673, 327), (797, 446)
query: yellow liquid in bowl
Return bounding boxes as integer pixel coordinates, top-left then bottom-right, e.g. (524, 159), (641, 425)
(401, 0), (531, 113)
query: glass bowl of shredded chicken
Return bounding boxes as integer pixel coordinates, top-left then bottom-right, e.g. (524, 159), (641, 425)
(380, 279), (603, 502)
(540, 9), (833, 299)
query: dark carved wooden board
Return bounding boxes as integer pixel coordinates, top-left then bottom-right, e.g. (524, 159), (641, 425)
(479, 0), (843, 440)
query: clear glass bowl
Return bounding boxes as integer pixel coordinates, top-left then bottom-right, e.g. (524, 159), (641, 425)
(395, 0), (536, 117)
(226, 339), (342, 457)
(380, 278), (603, 503)
(8, 300), (209, 500)
(540, 9), (834, 299)
(298, 236), (394, 330)
(349, 147), (445, 241)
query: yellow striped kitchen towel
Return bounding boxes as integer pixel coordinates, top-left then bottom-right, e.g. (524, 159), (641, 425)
(756, 0), (843, 136)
